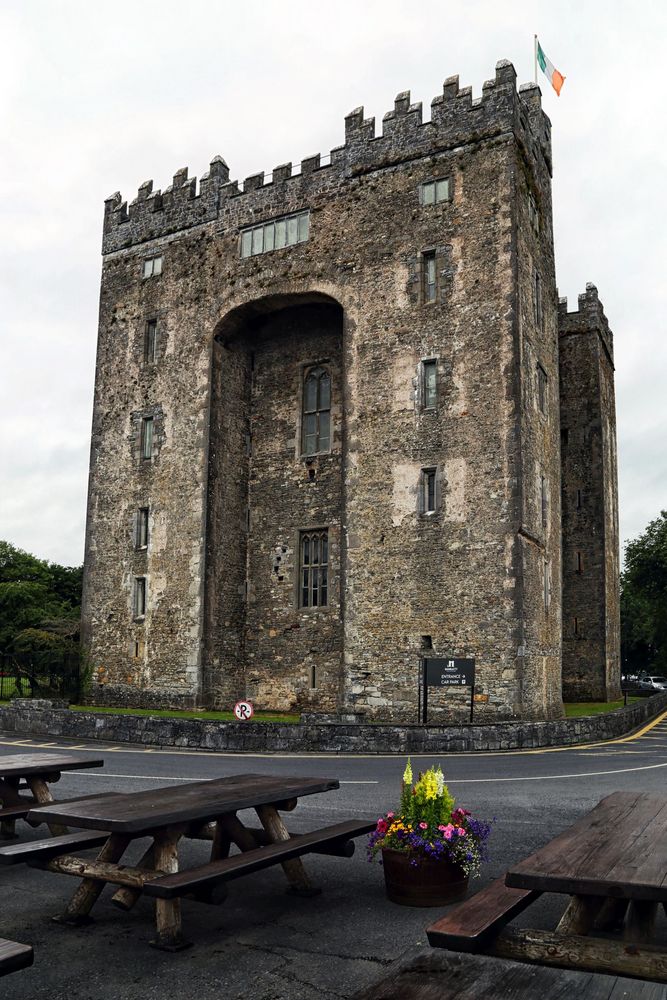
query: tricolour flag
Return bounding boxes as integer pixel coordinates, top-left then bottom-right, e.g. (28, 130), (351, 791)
(536, 38), (565, 96)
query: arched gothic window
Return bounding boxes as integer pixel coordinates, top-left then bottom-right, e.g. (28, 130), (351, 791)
(302, 366), (331, 455)
(300, 530), (328, 608)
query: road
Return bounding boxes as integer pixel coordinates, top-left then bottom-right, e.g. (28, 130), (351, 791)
(1, 713), (666, 999)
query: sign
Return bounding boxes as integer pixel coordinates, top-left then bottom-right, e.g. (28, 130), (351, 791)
(233, 700), (254, 721)
(424, 658), (475, 688)
(473, 693), (489, 703)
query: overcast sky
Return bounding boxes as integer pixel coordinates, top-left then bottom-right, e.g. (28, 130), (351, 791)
(1, 0), (665, 568)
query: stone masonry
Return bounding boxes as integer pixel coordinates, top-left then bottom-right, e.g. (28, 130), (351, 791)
(81, 60), (621, 721)
(559, 285), (621, 701)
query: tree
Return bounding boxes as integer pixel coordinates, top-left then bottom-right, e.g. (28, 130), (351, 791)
(0, 541), (82, 654)
(621, 511), (667, 673)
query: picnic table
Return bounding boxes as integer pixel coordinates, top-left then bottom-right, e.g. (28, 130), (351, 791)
(25, 773), (375, 950)
(0, 753), (103, 838)
(0, 938), (34, 979)
(428, 791), (667, 983)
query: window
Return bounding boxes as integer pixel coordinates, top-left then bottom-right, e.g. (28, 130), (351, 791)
(420, 178), (450, 205)
(240, 211), (309, 258)
(142, 256), (162, 279)
(422, 251), (437, 303)
(421, 468), (437, 514)
(134, 577), (146, 619)
(302, 366), (331, 455)
(141, 417), (154, 461)
(422, 360), (437, 410)
(561, 428), (569, 448)
(573, 616), (580, 637)
(133, 638), (145, 659)
(540, 476), (548, 527)
(300, 529), (328, 608)
(528, 191), (540, 233)
(144, 320), (157, 364)
(534, 269), (542, 328)
(537, 364), (547, 414)
(576, 550), (583, 574)
(576, 488), (583, 509)
(543, 560), (551, 611)
(136, 507), (149, 550)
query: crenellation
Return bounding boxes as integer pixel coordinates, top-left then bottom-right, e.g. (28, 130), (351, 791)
(101, 63), (555, 254)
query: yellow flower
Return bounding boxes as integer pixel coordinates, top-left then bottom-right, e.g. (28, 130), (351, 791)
(403, 758), (413, 785)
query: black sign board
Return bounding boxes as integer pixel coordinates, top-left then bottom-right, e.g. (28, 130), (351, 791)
(420, 657), (477, 724)
(425, 658), (475, 688)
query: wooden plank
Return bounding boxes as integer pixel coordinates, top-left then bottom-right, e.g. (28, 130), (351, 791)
(143, 819), (376, 899)
(506, 792), (667, 900)
(490, 926), (667, 983)
(0, 754), (103, 777)
(426, 876), (541, 953)
(40, 854), (160, 888)
(605, 799), (667, 891)
(28, 773), (340, 833)
(352, 950), (666, 1000)
(0, 830), (110, 865)
(0, 939), (34, 978)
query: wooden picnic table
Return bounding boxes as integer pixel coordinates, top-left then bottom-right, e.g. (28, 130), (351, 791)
(429, 790), (667, 983)
(27, 773), (375, 950)
(0, 753), (104, 838)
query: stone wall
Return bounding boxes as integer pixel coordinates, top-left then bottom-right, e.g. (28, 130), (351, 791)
(559, 285), (621, 701)
(1, 694), (664, 754)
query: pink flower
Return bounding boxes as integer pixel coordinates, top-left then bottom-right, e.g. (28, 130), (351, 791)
(456, 827), (466, 837)
(437, 824), (446, 832)
(442, 823), (455, 841)
(419, 822), (428, 830)
(377, 819), (388, 834)
(387, 812), (394, 819)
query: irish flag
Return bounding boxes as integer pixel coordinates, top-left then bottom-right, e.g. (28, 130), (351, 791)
(536, 38), (565, 96)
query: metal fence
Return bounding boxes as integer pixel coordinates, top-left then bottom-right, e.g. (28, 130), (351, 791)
(0, 650), (82, 703)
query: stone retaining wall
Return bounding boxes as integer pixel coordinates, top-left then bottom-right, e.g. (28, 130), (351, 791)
(1, 693), (666, 753)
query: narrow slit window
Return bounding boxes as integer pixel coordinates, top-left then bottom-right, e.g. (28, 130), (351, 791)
(574, 616), (580, 636)
(423, 251), (437, 303)
(422, 468), (437, 514)
(300, 529), (328, 609)
(534, 269), (543, 328)
(134, 577), (146, 618)
(302, 366), (331, 455)
(537, 364), (547, 414)
(576, 488), (582, 509)
(136, 507), (149, 549)
(144, 320), (157, 364)
(576, 550), (583, 574)
(422, 360), (437, 409)
(141, 417), (154, 461)
(544, 560), (551, 611)
(541, 476), (548, 527)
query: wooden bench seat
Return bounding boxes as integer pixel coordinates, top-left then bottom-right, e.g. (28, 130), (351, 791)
(0, 938), (34, 977)
(426, 876), (541, 953)
(144, 819), (376, 899)
(0, 830), (111, 866)
(0, 791), (120, 823)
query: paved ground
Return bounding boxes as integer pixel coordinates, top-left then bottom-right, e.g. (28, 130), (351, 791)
(1, 713), (666, 999)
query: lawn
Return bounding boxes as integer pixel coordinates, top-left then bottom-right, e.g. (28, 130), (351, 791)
(68, 704), (301, 724)
(563, 696), (643, 718)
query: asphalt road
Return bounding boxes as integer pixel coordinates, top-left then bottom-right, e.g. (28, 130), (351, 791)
(1, 714), (666, 1000)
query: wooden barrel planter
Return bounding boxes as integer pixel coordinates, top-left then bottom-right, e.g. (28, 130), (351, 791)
(381, 848), (469, 907)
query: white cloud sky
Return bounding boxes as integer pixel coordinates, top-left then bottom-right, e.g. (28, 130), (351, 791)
(1, 0), (665, 566)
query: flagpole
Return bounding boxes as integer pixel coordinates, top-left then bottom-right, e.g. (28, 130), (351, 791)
(534, 34), (538, 84)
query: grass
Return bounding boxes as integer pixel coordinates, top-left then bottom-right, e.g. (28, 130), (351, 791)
(69, 704), (301, 724)
(563, 697), (642, 718)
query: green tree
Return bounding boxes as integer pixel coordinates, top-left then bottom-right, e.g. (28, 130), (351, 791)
(0, 541), (82, 654)
(621, 511), (667, 673)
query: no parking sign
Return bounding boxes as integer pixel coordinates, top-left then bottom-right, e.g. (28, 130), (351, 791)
(234, 700), (254, 721)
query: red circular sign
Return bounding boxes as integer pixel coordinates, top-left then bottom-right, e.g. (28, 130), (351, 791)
(234, 700), (254, 721)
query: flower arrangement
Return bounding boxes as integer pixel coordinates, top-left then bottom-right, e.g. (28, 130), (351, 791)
(367, 759), (492, 879)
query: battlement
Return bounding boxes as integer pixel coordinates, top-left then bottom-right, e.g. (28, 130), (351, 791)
(102, 60), (552, 255)
(558, 283), (614, 366)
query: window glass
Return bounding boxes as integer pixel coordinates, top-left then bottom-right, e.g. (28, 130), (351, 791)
(251, 227), (264, 255)
(423, 252), (437, 303)
(302, 367), (331, 455)
(319, 373), (331, 410)
(423, 360), (437, 408)
(141, 417), (153, 460)
(298, 213), (309, 242)
(143, 260), (152, 278)
(287, 216), (298, 245)
(263, 223), (275, 252)
(241, 231), (252, 257)
(300, 530), (329, 608)
(153, 256), (162, 275)
(435, 178), (449, 202)
(423, 182), (435, 205)
(318, 410), (330, 451)
(145, 320), (157, 364)
(275, 220), (287, 248)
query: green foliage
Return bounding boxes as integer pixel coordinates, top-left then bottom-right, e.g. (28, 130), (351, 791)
(0, 541), (82, 654)
(621, 511), (667, 672)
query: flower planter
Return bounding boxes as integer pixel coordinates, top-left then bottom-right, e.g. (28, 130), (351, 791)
(381, 847), (469, 907)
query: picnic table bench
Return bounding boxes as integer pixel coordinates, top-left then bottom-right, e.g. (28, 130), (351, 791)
(26, 773), (375, 949)
(354, 950), (667, 999)
(0, 938), (34, 978)
(428, 791), (667, 983)
(0, 753), (103, 838)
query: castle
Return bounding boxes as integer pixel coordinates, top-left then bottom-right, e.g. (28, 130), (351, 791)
(81, 60), (621, 721)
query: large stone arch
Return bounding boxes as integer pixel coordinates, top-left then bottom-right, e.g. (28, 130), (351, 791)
(203, 290), (348, 712)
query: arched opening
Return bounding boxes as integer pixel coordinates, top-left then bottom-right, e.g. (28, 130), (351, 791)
(203, 293), (345, 713)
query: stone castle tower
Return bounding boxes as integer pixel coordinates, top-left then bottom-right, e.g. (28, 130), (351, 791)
(81, 60), (621, 721)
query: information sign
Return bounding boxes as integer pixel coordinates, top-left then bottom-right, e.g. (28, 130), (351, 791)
(420, 657), (476, 724)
